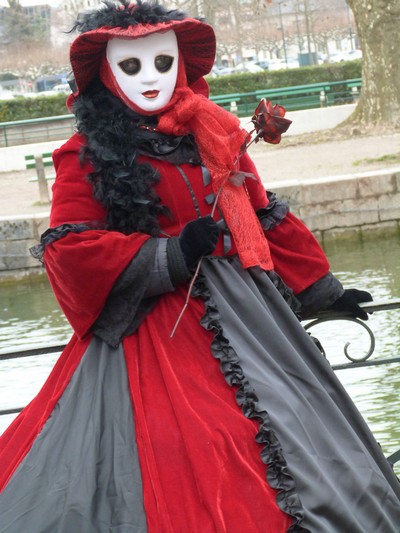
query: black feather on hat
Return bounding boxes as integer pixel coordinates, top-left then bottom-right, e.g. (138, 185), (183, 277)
(69, 0), (216, 97)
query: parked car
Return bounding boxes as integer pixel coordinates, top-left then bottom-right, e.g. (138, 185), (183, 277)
(210, 65), (237, 77)
(0, 90), (15, 100)
(254, 60), (270, 70)
(210, 61), (264, 76)
(234, 61), (264, 74)
(52, 83), (71, 94)
(329, 49), (362, 63)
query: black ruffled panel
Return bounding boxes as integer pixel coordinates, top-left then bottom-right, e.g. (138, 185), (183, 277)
(192, 274), (310, 533)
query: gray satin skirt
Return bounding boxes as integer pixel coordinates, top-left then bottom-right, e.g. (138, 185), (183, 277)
(200, 257), (400, 532)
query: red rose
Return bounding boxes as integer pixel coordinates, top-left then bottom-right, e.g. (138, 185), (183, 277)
(251, 99), (292, 144)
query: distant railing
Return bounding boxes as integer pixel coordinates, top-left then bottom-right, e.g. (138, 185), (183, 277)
(0, 114), (75, 148)
(0, 78), (362, 147)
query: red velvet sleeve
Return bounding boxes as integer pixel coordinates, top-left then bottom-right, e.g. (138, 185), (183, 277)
(266, 213), (330, 294)
(51, 133), (106, 227)
(44, 134), (151, 339)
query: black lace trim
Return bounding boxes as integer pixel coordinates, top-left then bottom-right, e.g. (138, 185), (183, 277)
(137, 130), (201, 166)
(29, 222), (103, 262)
(192, 273), (310, 532)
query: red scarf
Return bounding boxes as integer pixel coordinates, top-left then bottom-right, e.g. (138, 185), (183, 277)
(157, 87), (273, 270)
(101, 57), (273, 270)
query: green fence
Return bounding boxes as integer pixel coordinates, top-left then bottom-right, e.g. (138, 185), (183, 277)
(0, 79), (362, 147)
(211, 78), (362, 117)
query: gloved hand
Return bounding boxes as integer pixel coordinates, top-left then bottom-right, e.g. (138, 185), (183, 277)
(178, 215), (220, 268)
(329, 289), (373, 320)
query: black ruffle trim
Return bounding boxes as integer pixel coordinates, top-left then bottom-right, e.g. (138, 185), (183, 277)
(192, 273), (310, 533)
(257, 191), (290, 231)
(29, 222), (104, 262)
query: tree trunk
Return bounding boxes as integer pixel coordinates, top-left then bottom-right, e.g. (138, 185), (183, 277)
(346, 0), (400, 129)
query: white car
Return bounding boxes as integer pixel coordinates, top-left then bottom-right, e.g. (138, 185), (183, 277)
(52, 83), (71, 94)
(329, 50), (362, 63)
(234, 62), (264, 73)
(267, 58), (300, 70)
(0, 90), (15, 100)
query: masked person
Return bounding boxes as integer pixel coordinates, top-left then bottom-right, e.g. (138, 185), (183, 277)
(1, 2), (399, 532)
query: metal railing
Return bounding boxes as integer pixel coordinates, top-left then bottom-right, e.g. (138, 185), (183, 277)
(304, 298), (400, 467)
(1, 297), (399, 466)
(304, 298), (400, 370)
(0, 78), (362, 147)
(0, 114), (75, 148)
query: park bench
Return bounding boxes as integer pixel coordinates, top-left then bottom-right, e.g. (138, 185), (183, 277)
(25, 152), (55, 204)
(210, 93), (243, 114)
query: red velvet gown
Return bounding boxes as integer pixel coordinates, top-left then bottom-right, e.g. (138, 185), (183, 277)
(1, 133), (399, 533)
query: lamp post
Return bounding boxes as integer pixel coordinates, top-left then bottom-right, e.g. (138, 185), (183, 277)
(303, 0), (314, 66)
(196, 0), (205, 18)
(295, 5), (303, 54)
(346, 3), (354, 50)
(277, 1), (288, 67)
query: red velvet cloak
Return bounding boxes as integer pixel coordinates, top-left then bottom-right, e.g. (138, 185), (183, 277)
(0, 134), (331, 531)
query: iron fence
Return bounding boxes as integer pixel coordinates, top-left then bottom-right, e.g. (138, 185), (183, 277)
(1, 297), (399, 467)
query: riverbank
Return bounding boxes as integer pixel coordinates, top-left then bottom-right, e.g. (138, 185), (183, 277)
(1, 128), (400, 280)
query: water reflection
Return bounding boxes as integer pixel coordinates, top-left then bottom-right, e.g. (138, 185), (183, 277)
(0, 279), (72, 431)
(0, 234), (399, 475)
(317, 233), (400, 473)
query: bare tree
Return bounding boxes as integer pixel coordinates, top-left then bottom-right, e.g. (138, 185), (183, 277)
(312, 8), (348, 59)
(1, 0), (51, 48)
(0, 43), (69, 82)
(346, 0), (400, 129)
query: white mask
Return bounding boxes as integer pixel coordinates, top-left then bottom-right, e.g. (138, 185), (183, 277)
(106, 31), (179, 113)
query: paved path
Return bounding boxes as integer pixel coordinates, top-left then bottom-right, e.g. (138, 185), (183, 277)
(1, 131), (399, 218)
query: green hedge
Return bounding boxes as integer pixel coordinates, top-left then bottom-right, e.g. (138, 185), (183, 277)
(0, 60), (362, 122)
(207, 60), (362, 95)
(0, 94), (68, 122)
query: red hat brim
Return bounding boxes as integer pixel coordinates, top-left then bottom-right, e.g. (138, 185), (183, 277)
(70, 18), (216, 96)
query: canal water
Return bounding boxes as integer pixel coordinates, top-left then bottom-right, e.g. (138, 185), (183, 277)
(1, 233), (400, 476)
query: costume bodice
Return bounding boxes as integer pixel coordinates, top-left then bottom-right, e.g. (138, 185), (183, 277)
(140, 155), (235, 256)
(51, 133), (269, 259)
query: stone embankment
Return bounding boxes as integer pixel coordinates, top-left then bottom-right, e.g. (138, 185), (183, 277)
(1, 105), (399, 280)
(273, 167), (400, 242)
(1, 165), (399, 280)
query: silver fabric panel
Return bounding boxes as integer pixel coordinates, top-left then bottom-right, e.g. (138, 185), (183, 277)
(144, 238), (175, 297)
(0, 337), (147, 533)
(201, 256), (400, 533)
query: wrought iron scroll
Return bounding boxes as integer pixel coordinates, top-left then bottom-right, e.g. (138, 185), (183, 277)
(304, 298), (400, 369)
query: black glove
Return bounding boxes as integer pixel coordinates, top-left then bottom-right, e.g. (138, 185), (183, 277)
(330, 289), (373, 320)
(178, 215), (220, 268)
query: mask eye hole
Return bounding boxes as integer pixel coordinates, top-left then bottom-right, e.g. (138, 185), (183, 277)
(118, 58), (141, 75)
(155, 55), (174, 73)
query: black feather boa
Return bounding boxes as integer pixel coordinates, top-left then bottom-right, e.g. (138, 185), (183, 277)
(70, 1), (200, 236)
(73, 79), (173, 236)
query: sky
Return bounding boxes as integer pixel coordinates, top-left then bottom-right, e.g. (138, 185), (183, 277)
(0, 0), (61, 6)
